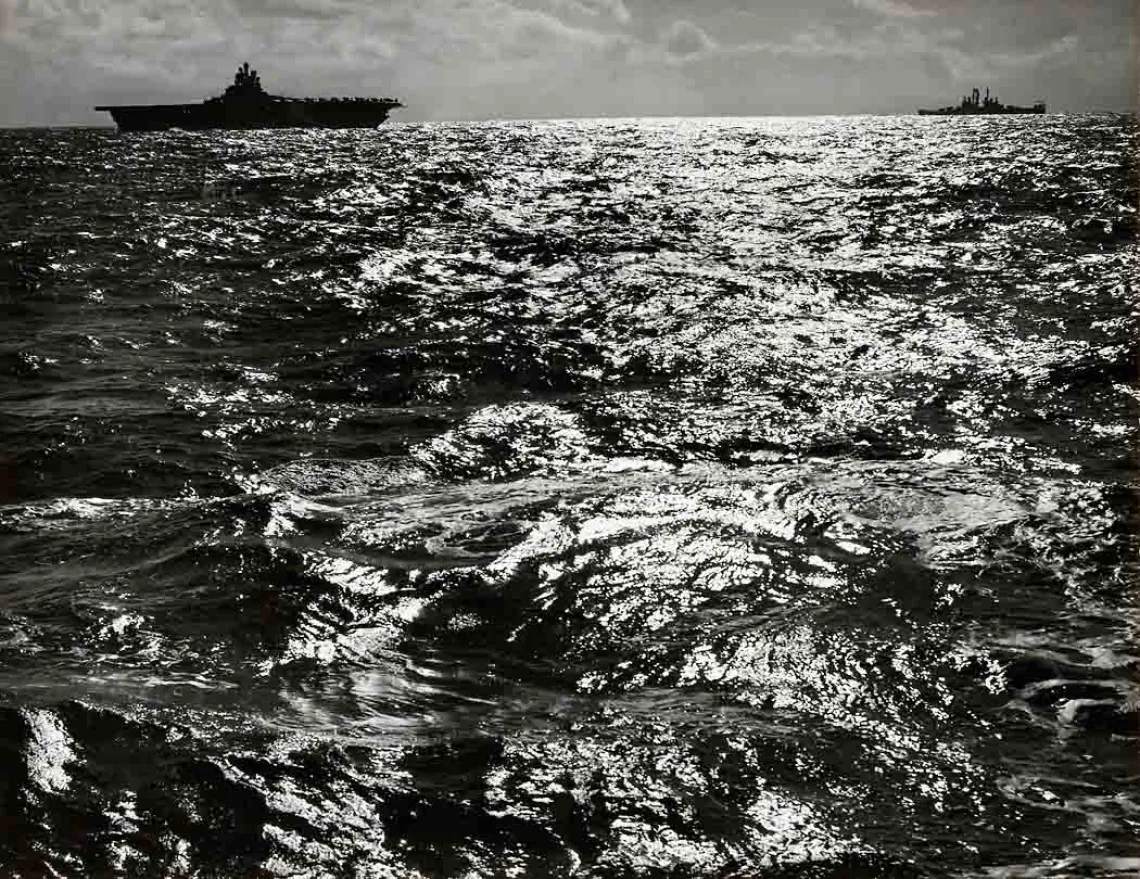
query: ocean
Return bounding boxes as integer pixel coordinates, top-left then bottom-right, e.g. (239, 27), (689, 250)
(1, 115), (1137, 877)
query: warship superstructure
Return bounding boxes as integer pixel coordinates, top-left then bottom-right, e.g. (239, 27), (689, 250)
(919, 87), (1045, 116)
(95, 63), (402, 131)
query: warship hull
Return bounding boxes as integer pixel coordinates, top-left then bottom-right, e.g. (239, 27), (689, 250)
(95, 98), (398, 132)
(917, 105), (1046, 116)
(918, 87), (1045, 117)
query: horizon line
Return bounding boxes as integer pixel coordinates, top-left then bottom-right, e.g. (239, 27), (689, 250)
(4, 108), (1136, 130)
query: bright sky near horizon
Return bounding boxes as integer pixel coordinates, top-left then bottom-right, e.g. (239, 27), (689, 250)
(0, 0), (1134, 125)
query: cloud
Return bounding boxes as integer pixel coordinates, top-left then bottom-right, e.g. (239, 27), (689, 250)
(666, 16), (1087, 94)
(236, 0), (355, 18)
(850, 0), (937, 17)
(662, 19), (716, 59)
(0, 0), (1132, 123)
(992, 33), (1079, 68)
(593, 0), (631, 24)
(495, 7), (616, 58)
(547, 0), (631, 25)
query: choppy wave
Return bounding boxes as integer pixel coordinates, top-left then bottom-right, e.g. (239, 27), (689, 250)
(0, 115), (1137, 877)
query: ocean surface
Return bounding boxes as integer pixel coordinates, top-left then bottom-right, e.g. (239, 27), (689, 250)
(1, 115), (1137, 878)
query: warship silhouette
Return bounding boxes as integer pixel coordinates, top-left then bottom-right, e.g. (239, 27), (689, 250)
(95, 63), (402, 131)
(919, 87), (1045, 116)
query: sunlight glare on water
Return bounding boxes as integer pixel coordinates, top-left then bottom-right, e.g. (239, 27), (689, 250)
(0, 114), (1137, 877)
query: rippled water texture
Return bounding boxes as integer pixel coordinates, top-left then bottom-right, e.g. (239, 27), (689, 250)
(1, 116), (1138, 877)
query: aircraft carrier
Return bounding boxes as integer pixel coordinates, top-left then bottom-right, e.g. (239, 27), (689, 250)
(95, 63), (402, 131)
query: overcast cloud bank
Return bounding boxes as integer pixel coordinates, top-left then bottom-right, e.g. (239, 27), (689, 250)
(0, 0), (1133, 125)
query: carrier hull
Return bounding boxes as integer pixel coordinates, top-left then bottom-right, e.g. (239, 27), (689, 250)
(95, 99), (399, 131)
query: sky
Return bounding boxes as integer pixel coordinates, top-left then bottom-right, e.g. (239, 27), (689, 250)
(0, 0), (1135, 125)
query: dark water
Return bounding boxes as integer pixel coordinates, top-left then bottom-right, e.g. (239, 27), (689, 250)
(1, 115), (1137, 878)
